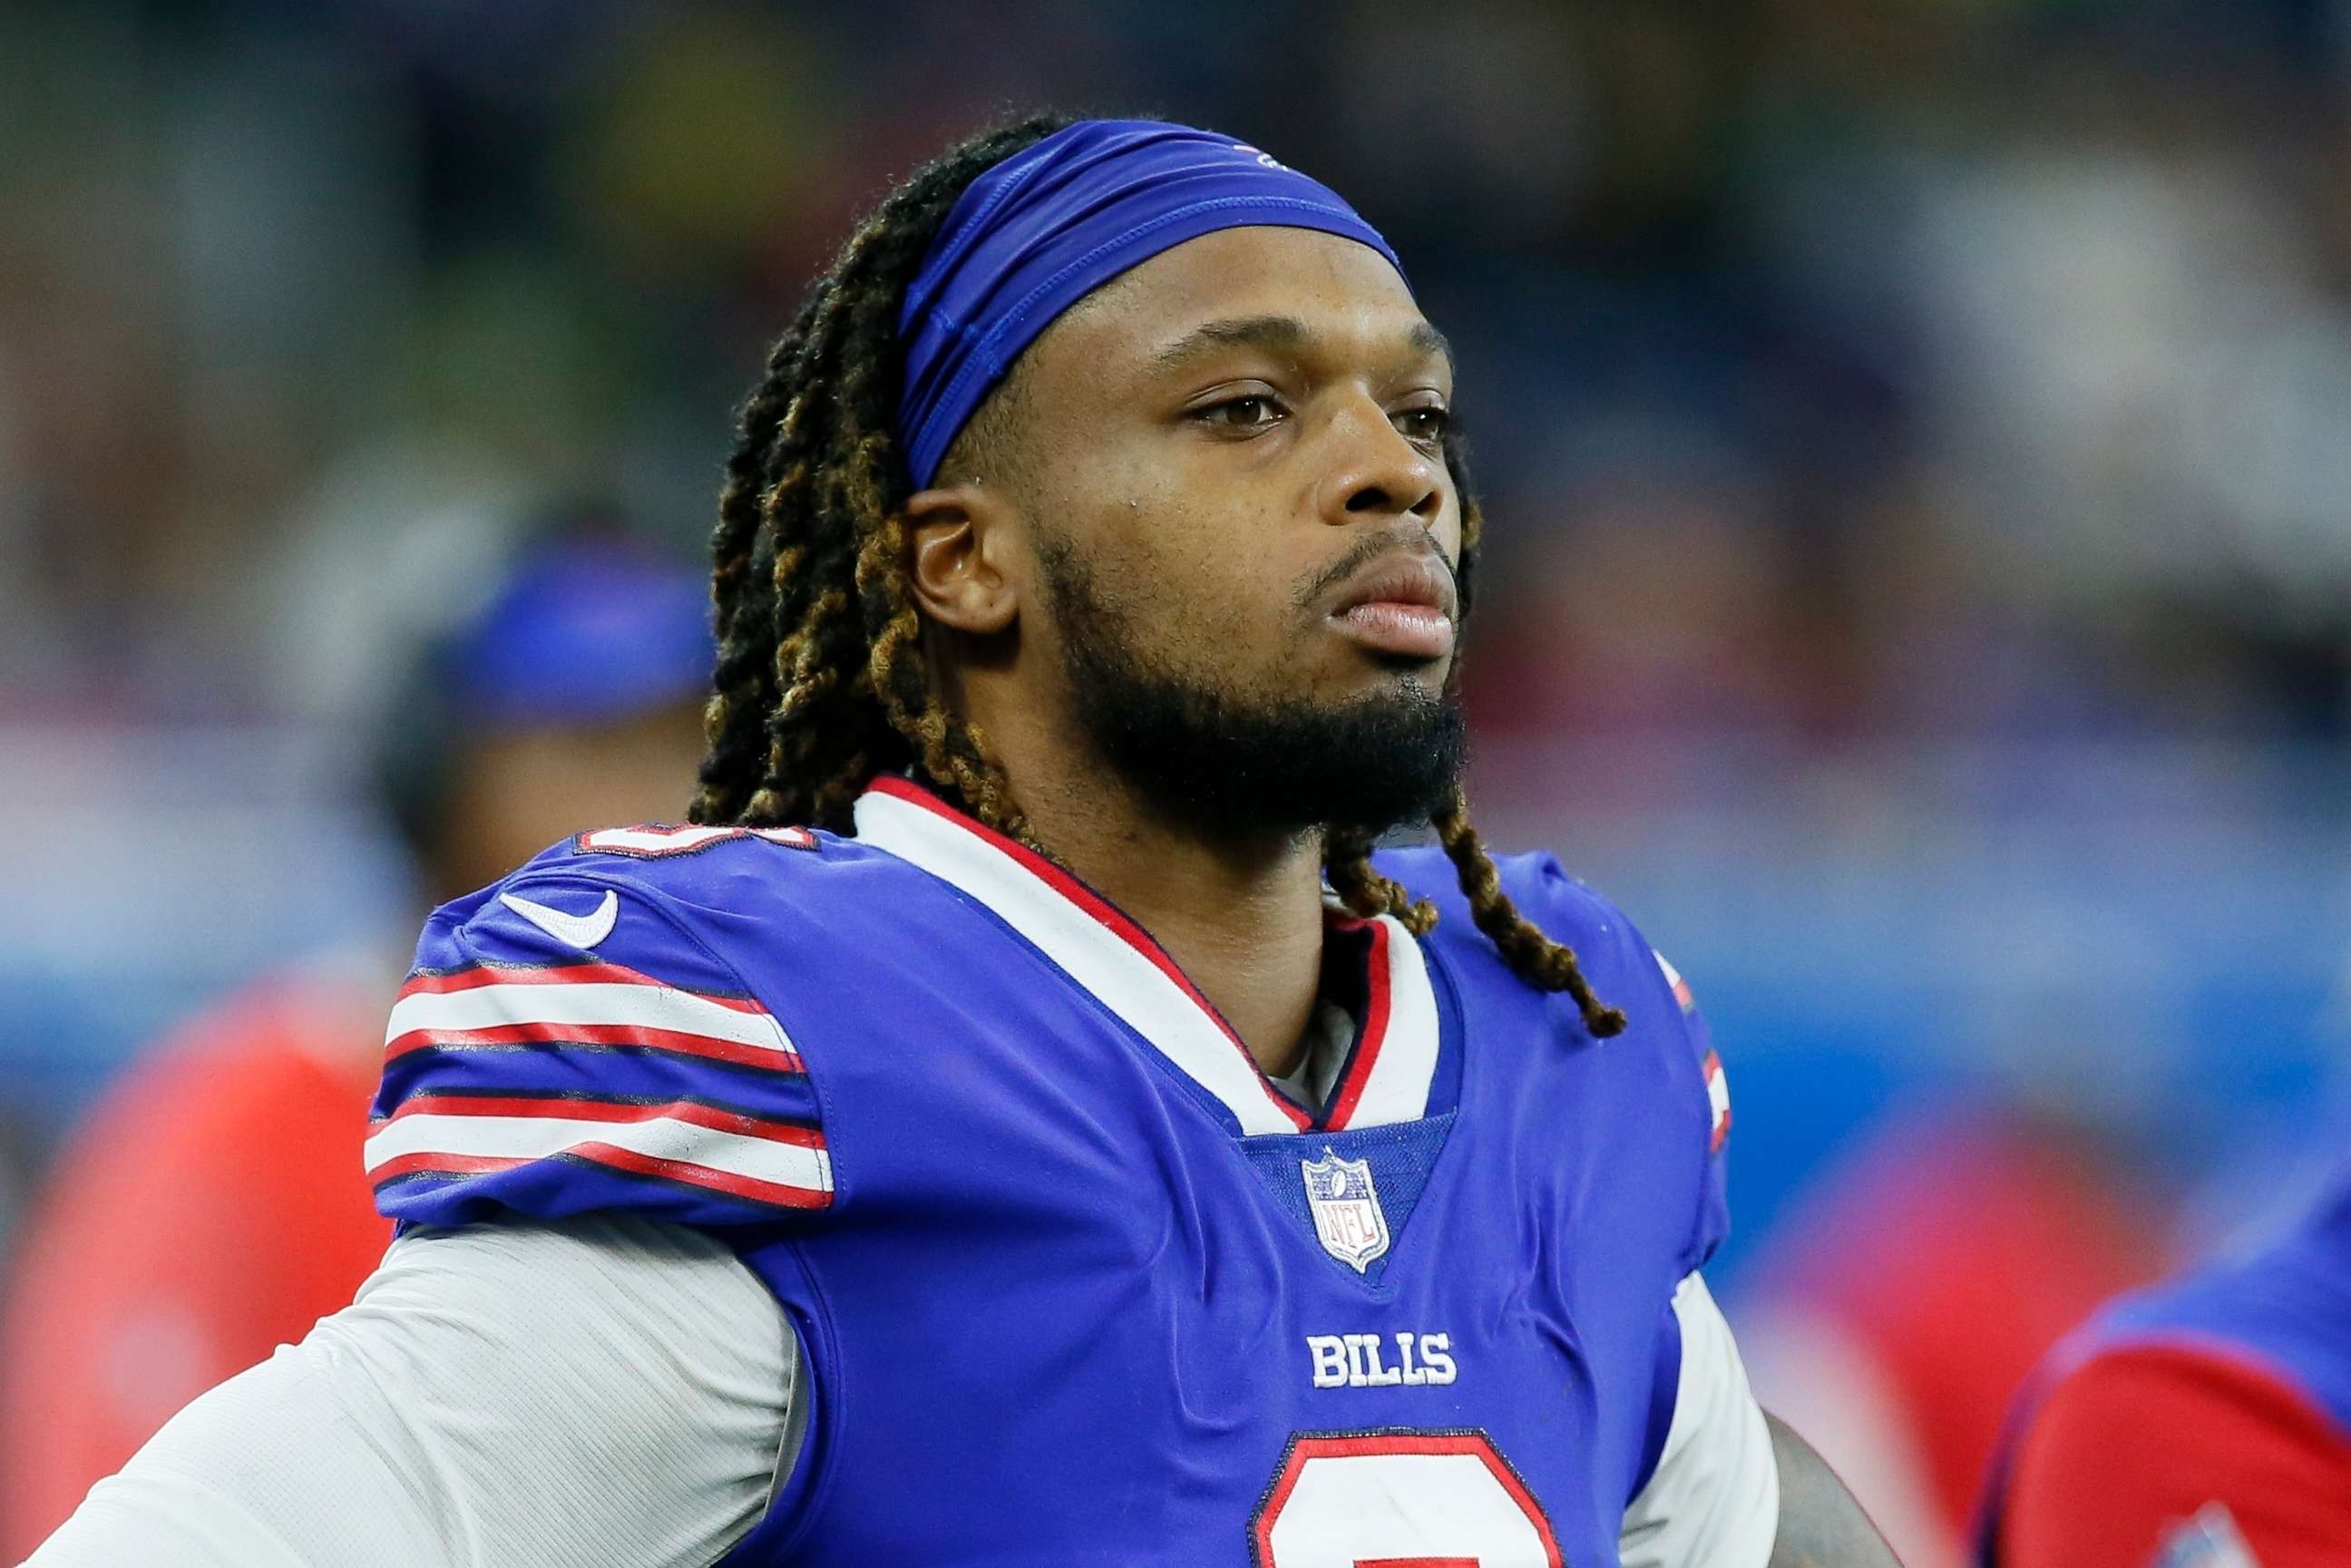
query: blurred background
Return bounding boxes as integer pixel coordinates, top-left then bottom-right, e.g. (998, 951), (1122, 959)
(2, 1), (2347, 1562)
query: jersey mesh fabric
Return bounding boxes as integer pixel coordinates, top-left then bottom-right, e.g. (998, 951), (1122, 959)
(1234, 1112), (1458, 1288)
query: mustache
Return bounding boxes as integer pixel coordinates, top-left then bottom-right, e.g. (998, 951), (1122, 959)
(1293, 526), (1459, 613)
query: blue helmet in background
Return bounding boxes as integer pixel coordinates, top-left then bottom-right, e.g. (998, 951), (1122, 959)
(372, 504), (714, 861)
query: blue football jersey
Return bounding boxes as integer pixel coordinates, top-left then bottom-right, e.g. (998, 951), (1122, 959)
(369, 778), (1733, 1566)
(2086, 1172), (2351, 1431)
(1976, 1166), (2351, 1566)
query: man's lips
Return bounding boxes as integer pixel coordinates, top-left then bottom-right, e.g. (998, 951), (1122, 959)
(1324, 552), (1458, 660)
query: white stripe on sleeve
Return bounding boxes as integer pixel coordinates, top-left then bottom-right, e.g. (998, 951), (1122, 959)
(362, 1108), (833, 1195)
(384, 980), (795, 1057)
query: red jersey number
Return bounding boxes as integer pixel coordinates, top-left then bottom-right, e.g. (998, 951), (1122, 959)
(1252, 1431), (1565, 1568)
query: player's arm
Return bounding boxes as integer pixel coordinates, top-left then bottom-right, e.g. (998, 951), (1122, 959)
(1615, 1274), (1899, 1568)
(20, 1213), (795, 1568)
(1766, 1411), (1903, 1567)
(1995, 1342), (2351, 1568)
(1617, 1273), (1899, 1568)
(1620, 1272), (1778, 1567)
(25, 849), (834, 1567)
(1610, 926), (1897, 1566)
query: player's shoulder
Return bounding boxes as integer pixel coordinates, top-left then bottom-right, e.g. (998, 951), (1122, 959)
(2074, 1192), (2351, 1425)
(1373, 844), (1694, 1030)
(1991, 1198), (2351, 1563)
(1376, 843), (1732, 1249)
(419, 819), (946, 977)
(501, 818), (908, 911)
(376, 823), (937, 1236)
(2028, 1334), (2326, 1448)
(1995, 1329), (2351, 1567)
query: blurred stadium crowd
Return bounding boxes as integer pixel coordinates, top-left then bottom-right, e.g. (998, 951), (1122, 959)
(2, 2), (2347, 1563)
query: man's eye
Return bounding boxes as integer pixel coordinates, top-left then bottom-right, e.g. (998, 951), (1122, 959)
(1396, 406), (1450, 444)
(1196, 395), (1283, 430)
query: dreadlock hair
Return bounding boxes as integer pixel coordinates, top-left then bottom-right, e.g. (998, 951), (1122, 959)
(689, 113), (1627, 1038)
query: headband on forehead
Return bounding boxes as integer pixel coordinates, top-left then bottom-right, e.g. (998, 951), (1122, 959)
(894, 118), (1406, 490)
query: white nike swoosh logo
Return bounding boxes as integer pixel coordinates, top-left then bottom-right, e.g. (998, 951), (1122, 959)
(499, 890), (619, 951)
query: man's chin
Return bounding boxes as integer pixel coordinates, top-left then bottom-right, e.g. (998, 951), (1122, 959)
(1085, 680), (1468, 842)
(1041, 544), (1464, 838)
(1354, 661), (1452, 702)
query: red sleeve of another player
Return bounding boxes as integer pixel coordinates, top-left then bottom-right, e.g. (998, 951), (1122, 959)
(1998, 1342), (2351, 1568)
(0, 999), (390, 1559)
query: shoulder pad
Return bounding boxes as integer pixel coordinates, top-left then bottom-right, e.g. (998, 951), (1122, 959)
(1373, 847), (1663, 1013)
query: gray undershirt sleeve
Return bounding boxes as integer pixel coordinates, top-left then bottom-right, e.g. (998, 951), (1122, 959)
(20, 1213), (797, 1568)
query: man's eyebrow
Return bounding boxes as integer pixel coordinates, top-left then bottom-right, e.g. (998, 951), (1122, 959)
(1405, 321), (1452, 367)
(1149, 315), (1308, 374)
(1147, 315), (1455, 375)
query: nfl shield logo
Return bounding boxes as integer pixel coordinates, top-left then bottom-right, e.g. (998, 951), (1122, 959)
(2152, 1505), (2259, 1568)
(1301, 1149), (1390, 1272)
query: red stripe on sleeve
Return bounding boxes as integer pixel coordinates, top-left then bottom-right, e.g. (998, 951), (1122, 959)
(383, 1019), (803, 1074)
(367, 1144), (831, 1210)
(396, 963), (766, 1011)
(569, 1142), (834, 1210)
(379, 1093), (824, 1147)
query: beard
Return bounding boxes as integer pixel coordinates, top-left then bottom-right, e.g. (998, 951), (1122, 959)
(1036, 541), (1468, 841)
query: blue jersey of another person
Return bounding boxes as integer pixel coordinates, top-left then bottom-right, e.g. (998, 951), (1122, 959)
(366, 777), (1737, 1566)
(1978, 1165), (2351, 1567)
(2090, 1173), (2351, 1430)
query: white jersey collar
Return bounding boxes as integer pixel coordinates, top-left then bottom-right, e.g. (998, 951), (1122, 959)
(851, 777), (1441, 1137)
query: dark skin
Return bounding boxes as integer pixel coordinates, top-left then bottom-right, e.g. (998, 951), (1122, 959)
(907, 226), (1456, 1077)
(1771, 1415), (1907, 1566)
(426, 699), (712, 903)
(905, 224), (1898, 1565)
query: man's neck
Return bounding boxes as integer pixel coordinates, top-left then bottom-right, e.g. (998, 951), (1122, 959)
(997, 756), (1330, 1081)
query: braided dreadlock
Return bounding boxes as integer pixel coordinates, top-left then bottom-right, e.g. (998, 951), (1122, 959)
(690, 114), (1626, 1037)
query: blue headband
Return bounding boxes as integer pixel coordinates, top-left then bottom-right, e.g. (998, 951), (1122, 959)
(895, 119), (1405, 489)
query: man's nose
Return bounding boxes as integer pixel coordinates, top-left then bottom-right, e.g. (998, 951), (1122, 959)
(1313, 400), (1444, 528)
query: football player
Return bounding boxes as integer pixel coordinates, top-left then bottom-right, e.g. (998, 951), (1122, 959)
(1977, 1158), (2351, 1567)
(25, 117), (1897, 1567)
(1, 524), (711, 1557)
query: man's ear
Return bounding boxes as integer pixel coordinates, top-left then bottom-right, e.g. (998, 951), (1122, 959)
(904, 483), (1019, 636)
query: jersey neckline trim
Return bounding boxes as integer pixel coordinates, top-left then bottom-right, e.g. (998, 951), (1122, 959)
(851, 777), (1441, 1136)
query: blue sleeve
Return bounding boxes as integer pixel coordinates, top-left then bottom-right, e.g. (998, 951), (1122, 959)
(368, 864), (833, 1232)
